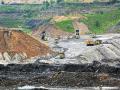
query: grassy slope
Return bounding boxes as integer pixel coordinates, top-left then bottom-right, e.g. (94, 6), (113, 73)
(55, 20), (74, 33)
(81, 9), (120, 34)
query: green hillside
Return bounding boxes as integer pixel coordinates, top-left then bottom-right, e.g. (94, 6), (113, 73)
(81, 9), (120, 34)
(55, 20), (74, 33)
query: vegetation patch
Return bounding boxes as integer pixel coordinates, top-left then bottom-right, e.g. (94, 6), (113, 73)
(0, 4), (50, 34)
(81, 9), (120, 34)
(55, 20), (74, 33)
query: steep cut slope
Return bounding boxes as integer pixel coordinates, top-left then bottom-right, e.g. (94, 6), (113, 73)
(32, 24), (73, 39)
(73, 21), (89, 34)
(0, 30), (52, 63)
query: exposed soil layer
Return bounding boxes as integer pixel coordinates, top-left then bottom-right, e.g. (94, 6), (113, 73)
(0, 63), (120, 87)
(73, 21), (89, 34)
(0, 30), (52, 58)
(32, 24), (73, 39)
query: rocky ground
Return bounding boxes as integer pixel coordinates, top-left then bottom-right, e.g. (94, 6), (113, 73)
(0, 29), (120, 89)
(38, 34), (120, 67)
(0, 63), (120, 89)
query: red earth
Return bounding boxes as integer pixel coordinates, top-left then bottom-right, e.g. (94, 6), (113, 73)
(0, 30), (53, 58)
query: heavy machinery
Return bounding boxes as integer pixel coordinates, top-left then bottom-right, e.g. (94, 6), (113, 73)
(95, 40), (102, 45)
(41, 31), (47, 41)
(85, 39), (94, 46)
(54, 36), (60, 44)
(75, 29), (80, 39)
(85, 39), (102, 46)
(59, 52), (65, 59)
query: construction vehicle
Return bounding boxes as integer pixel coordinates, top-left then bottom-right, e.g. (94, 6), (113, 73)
(75, 29), (80, 39)
(95, 40), (102, 45)
(52, 44), (65, 59)
(59, 52), (65, 59)
(54, 36), (60, 44)
(85, 39), (102, 46)
(41, 31), (47, 41)
(85, 39), (95, 46)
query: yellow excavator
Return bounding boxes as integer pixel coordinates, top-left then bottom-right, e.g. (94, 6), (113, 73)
(85, 39), (94, 46)
(59, 52), (65, 59)
(85, 39), (102, 46)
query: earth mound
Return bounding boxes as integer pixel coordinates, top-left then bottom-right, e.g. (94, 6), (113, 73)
(0, 29), (52, 63)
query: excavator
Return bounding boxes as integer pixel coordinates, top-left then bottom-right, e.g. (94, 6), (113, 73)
(41, 31), (48, 41)
(85, 39), (102, 46)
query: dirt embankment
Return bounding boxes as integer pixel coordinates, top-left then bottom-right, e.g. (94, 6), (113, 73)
(0, 30), (53, 62)
(52, 15), (85, 22)
(32, 24), (73, 39)
(73, 20), (89, 34)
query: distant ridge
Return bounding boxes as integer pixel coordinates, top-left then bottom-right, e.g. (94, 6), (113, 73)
(0, 0), (45, 4)
(0, 0), (113, 4)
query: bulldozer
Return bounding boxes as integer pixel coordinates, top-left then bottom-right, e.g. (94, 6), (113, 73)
(85, 39), (102, 46)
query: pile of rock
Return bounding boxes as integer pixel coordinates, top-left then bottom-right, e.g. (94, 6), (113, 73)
(78, 36), (120, 66)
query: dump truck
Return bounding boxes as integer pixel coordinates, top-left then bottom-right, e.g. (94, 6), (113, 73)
(75, 29), (80, 39)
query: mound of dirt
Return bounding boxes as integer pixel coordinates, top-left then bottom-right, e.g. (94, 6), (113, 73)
(32, 24), (73, 39)
(0, 30), (52, 63)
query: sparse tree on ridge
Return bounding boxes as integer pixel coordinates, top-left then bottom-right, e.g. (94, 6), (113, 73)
(110, 0), (118, 4)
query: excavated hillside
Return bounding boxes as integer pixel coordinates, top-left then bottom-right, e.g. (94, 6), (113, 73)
(0, 30), (52, 63)
(32, 24), (73, 39)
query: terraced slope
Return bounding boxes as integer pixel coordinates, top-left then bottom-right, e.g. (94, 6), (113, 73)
(77, 36), (120, 66)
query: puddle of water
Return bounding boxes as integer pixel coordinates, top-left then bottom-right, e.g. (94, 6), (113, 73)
(16, 86), (120, 90)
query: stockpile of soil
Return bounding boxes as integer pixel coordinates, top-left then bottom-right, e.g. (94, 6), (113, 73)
(0, 30), (53, 62)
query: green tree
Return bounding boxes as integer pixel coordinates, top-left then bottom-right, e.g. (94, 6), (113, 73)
(95, 20), (100, 27)
(110, 0), (118, 4)
(57, 0), (64, 4)
(43, 1), (50, 9)
(49, 0), (55, 5)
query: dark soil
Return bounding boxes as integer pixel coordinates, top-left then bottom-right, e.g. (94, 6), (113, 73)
(0, 63), (120, 87)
